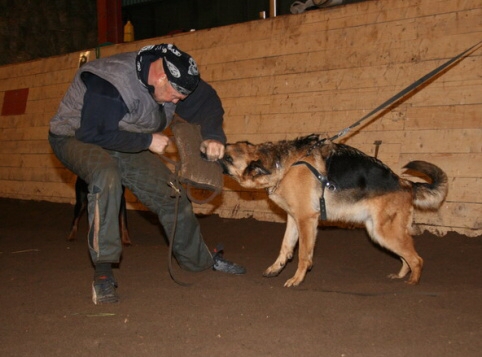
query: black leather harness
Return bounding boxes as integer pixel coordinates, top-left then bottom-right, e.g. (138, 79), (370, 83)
(292, 161), (335, 221)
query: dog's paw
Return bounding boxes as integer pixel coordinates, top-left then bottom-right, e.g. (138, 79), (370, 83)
(387, 273), (403, 280)
(388, 273), (419, 285)
(263, 260), (287, 277)
(405, 276), (421, 285)
(405, 280), (419, 285)
(284, 276), (302, 287)
(263, 266), (282, 278)
(284, 265), (311, 287)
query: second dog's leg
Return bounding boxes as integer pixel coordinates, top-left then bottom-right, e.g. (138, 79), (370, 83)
(263, 215), (298, 278)
(68, 177), (88, 241)
(119, 186), (132, 246)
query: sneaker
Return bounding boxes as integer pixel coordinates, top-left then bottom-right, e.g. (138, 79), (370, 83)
(92, 275), (119, 305)
(212, 247), (246, 275)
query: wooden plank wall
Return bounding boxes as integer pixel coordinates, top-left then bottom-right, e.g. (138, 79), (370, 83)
(0, 0), (480, 237)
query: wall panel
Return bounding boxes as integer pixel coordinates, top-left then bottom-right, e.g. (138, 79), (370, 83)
(0, 0), (480, 236)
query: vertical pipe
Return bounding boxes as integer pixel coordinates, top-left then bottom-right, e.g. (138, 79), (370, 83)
(270, 0), (277, 17)
(97, 0), (123, 44)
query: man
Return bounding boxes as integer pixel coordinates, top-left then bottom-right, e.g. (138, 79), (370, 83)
(49, 43), (245, 305)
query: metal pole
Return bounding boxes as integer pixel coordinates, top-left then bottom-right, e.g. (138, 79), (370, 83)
(270, 0), (277, 17)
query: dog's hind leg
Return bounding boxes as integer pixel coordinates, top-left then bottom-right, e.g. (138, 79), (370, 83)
(366, 202), (423, 285)
(263, 215), (298, 278)
(388, 257), (411, 281)
(385, 240), (423, 284)
(384, 234), (423, 285)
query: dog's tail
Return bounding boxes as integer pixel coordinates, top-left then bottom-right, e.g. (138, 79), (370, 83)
(403, 161), (448, 210)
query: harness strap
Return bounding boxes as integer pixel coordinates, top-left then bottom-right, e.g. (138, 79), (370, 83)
(293, 160), (328, 185)
(292, 161), (333, 220)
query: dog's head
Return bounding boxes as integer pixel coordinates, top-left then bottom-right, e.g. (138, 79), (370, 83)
(221, 141), (275, 189)
(221, 135), (329, 189)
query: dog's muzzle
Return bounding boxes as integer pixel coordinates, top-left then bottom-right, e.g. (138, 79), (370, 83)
(218, 159), (231, 175)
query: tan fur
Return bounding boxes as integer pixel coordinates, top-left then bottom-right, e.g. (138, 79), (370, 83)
(222, 138), (447, 287)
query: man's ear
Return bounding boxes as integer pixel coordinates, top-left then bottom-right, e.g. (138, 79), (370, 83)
(244, 159), (271, 177)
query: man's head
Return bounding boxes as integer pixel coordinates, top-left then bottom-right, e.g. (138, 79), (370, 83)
(136, 44), (200, 103)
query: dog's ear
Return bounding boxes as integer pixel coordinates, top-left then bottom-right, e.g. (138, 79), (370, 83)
(244, 159), (271, 177)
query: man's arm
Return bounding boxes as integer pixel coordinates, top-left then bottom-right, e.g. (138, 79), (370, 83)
(175, 80), (227, 160)
(175, 80), (227, 144)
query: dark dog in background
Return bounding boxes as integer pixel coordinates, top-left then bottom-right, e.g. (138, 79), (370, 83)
(221, 134), (448, 287)
(67, 177), (132, 246)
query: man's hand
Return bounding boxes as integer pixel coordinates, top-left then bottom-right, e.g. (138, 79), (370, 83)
(200, 139), (225, 161)
(149, 133), (171, 155)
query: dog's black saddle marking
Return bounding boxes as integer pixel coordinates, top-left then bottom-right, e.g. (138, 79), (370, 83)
(292, 161), (335, 221)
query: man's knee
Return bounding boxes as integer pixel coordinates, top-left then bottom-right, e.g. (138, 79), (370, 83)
(89, 165), (122, 192)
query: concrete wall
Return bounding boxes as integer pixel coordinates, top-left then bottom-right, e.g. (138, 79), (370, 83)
(0, 0), (481, 237)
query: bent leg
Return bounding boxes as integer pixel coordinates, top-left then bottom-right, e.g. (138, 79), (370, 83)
(115, 151), (213, 272)
(366, 204), (423, 285)
(49, 134), (124, 264)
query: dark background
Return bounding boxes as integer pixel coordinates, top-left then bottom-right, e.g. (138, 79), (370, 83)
(0, 0), (302, 66)
(122, 0), (297, 40)
(0, 0), (98, 66)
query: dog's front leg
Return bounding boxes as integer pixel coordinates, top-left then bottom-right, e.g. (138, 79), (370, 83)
(263, 215), (298, 278)
(284, 216), (318, 287)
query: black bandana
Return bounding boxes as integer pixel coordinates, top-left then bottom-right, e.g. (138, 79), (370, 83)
(136, 44), (200, 96)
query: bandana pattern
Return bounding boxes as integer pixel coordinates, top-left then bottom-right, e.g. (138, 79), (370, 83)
(136, 44), (200, 96)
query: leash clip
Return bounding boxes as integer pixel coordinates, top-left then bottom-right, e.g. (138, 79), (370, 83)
(167, 180), (181, 197)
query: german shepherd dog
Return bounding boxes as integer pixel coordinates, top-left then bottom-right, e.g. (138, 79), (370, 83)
(221, 134), (448, 287)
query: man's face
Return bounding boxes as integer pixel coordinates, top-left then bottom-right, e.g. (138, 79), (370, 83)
(148, 59), (187, 104)
(151, 77), (187, 104)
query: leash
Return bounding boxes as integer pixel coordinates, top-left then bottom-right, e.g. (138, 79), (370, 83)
(160, 152), (222, 287)
(157, 117), (224, 286)
(327, 40), (482, 143)
(158, 154), (192, 286)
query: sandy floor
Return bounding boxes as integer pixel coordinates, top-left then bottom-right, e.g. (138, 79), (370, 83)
(1, 198), (481, 357)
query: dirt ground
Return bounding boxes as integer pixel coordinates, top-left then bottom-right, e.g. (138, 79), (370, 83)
(0, 197), (481, 357)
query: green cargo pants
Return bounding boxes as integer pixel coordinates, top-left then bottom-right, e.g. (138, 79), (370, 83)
(49, 133), (214, 272)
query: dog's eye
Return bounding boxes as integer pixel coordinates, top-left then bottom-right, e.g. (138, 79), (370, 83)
(224, 155), (233, 164)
